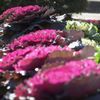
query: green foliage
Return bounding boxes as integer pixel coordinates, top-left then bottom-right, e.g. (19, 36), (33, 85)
(65, 20), (98, 33)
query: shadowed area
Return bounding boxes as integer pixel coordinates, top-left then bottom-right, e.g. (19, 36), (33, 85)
(85, 0), (100, 13)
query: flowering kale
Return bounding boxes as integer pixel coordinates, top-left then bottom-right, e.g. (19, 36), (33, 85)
(7, 29), (58, 51)
(0, 46), (35, 71)
(0, 45), (71, 72)
(0, 5), (41, 23)
(14, 59), (99, 100)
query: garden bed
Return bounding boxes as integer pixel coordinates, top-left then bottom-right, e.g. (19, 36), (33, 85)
(0, 4), (100, 100)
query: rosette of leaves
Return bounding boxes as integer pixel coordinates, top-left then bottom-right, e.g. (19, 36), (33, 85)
(65, 20), (100, 44)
